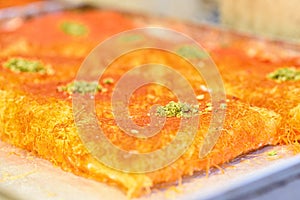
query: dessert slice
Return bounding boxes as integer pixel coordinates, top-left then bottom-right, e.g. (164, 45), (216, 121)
(211, 44), (300, 145)
(0, 51), (281, 197)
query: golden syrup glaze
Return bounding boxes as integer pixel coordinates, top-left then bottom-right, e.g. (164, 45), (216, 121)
(0, 9), (298, 197)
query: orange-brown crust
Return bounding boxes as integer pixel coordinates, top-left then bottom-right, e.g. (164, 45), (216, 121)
(0, 9), (298, 197)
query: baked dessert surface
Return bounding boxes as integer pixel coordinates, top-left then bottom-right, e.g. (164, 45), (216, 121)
(0, 9), (299, 197)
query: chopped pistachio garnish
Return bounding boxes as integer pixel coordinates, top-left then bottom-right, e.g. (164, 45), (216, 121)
(268, 67), (300, 82)
(60, 21), (88, 36)
(156, 101), (199, 118)
(175, 45), (208, 59)
(3, 57), (47, 74)
(58, 81), (102, 95)
(267, 150), (277, 157)
(103, 78), (114, 85)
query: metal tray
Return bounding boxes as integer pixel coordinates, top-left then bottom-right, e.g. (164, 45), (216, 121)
(1, 141), (299, 200)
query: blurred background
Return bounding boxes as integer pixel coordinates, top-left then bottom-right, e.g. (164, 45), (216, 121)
(1, 0), (299, 43)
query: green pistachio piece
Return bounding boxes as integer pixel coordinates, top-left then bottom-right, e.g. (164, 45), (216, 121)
(156, 101), (199, 118)
(268, 67), (300, 82)
(58, 81), (102, 95)
(60, 21), (88, 36)
(3, 57), (47, 73)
